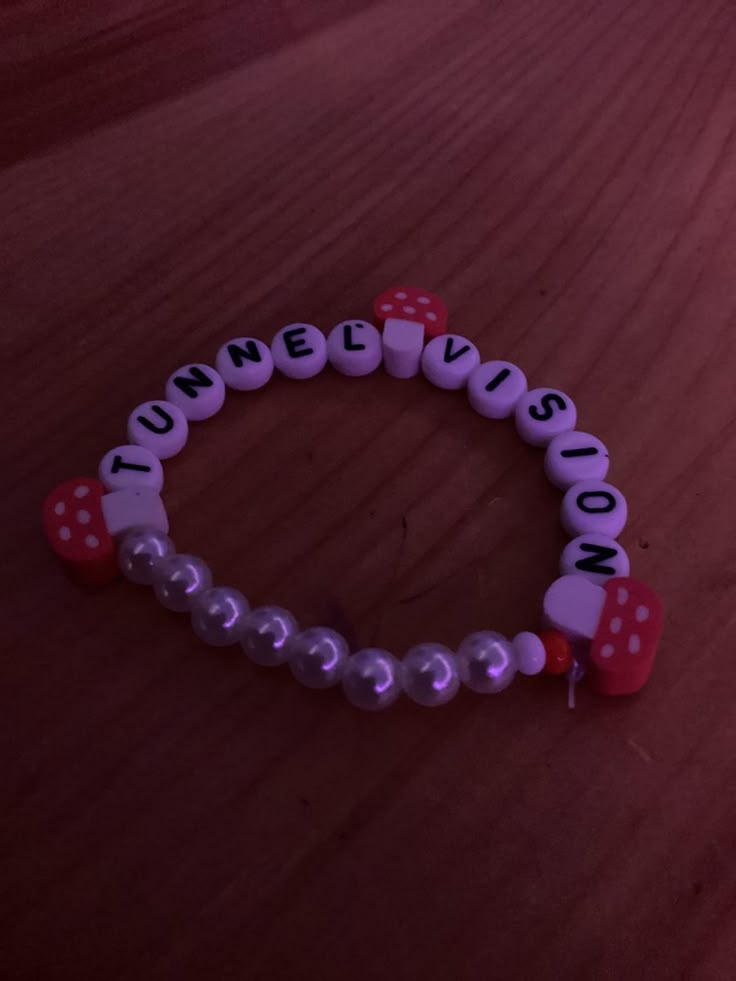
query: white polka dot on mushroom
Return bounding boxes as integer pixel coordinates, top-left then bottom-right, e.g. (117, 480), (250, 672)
(381, 303), (393, 312)
(600, 644), (615, 658)
(76, 510), (91, 525)
(395, 291), (407, 300)
(426, 312), (437, 321)
(635, 605), (650, 622)
(628, 634), (641, 654)
(617, 587), (629, 605)
(610, 617), (622, 634)
(54, 502), (65, 515)
(85, 535), (100, 549)
(418, 296), (431, 305)
(74, 486), (89, 499)
(403, 306), (416, 315)
(59, 527), (71, 541)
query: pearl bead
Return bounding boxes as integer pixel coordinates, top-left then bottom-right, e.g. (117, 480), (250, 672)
(342, 648), (402, 711)
(190, 586), (249, 647)
(401, 643), (460, 706)
(456, 631), (517, 693)
(287, 627), (348, 689)
(512, 631), (546, 676)
(153, 554), (212, 612)
(240, 606), (299, 667)
(118, 526), (174, 585)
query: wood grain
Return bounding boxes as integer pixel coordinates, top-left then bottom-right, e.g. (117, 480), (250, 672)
(2, 1), (736, 978)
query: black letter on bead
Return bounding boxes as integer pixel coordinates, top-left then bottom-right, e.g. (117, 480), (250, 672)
(576, 491), (616, 513)
(284, 327), (312, 359)
(343, 323), (366, 351)
(529, 393), (567, 421)
(227, 341), (262, 366)
(137, 405), (174, 434)
(111, 455), (151, 474)
(484, 367), (511, 392)
(561, 446), (599, 458)
(575, 542), (619, 575)
(443, 337), (471, 363)
(173, 366), (213, 400)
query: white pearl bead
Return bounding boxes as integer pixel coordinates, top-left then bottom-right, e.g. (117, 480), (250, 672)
(421, 334), (480, 390)
(561, 480), (628, 539)
(327, 320), (383, 376)
(98, 445), (164, 494)
(467, 360), (528, 419)
(272, 324), (327, 379)
(287, 627), (348, 688)
(128, 400), (189, 460)
(560, 533), (630, 586)
(190, 586), (250, 647)
(153, 554), (213, 612)
(545, 431), (610, 489)
(456, 631), (517, 693)
(515, 388), (577, 447)
(215, 338), (274, 391)
(118, 526), (175, 585)
(401, 643), (460, 706)
(240, 606), (299, 667)
(342, 648), (402, 710)
(165, 363), (226, 421)
(512, 632), (546, 676)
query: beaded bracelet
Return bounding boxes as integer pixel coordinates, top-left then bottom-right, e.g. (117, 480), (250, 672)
(43, 287), (664, 708)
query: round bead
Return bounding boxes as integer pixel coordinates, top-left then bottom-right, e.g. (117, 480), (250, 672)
(190, 586), (250, 647)
(539, 629), (573, 675)
(512, 632), (547, 676)
(456, 631), (517, 694)
(342, 648), (402, 711)
(118, 526), (175, 585)
(467, 360), (528, 419)
(515, 388), (577, 447)
(272, 324), (327, 380)
(287, 627), (348, 688)
(215, 338), (274, 391)
(421, 334), (480, 390)
(165, 363), (226, 421)
(153, 553), (212, 612)
(240, 606), (299, 667)
(560, 533), (630, 586)
(98, 444), (164, 494)
(401, 643), (460, 707)
(561, 479), (628, 539)
(128, 400), (189, 460)
(544, 431), (610, 489)
(327, 320), (383, 376)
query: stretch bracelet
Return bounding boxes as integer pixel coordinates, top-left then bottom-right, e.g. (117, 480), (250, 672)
(43, 286), (664, 708)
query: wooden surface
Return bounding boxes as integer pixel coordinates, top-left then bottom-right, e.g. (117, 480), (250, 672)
(3, 1), (736, 978)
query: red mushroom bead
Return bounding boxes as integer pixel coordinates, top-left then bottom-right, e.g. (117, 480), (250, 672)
(372, 286), (448, 339)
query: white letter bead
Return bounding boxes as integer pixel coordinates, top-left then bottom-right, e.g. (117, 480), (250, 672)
(382, 318), (425, 378)
(421, 334), (480, 390)
(545, 430), (610, 489)
(165, 363), (226, 421)
(102, 487), (169, 537)
(561, 480), (628, 539)
(98, 444), (164, 493)
(128, 400), (189, 460)
(560, 533), (630, 586)
(515, 387), (577, 447)
(512, 632), (547, 676)
(543, 575), (606, 641)
(467, 360), (527, 419)
(215, 338), (273, 391)
(272, 323), (327, 379)
(327, 320), (382, 376)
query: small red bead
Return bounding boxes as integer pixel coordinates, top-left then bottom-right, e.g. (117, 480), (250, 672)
(539, 629), (573, 675)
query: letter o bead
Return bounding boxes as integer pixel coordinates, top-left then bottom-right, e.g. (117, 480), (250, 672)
(515, 388), (577, 447)
(127, 400), (189, 460)
(272, 323), (327, 379)
(561, 480), (628, 539)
